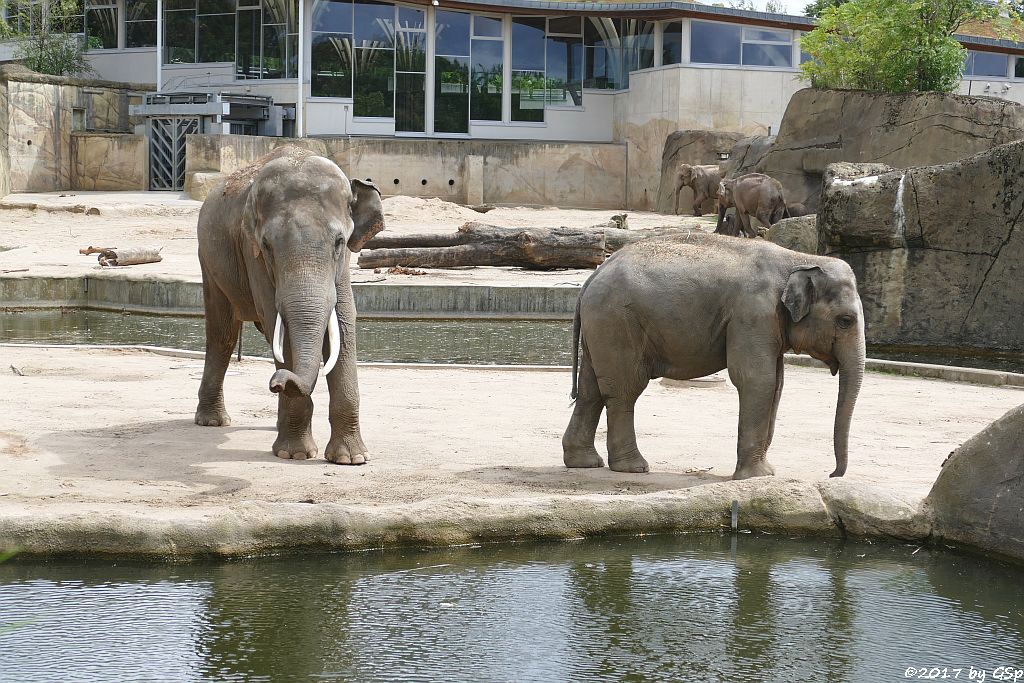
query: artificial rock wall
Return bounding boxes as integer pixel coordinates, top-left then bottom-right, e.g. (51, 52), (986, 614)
(0, 65), (150, 195)
(818, 142), (1024, 351)
(749, 88), (1024, 211)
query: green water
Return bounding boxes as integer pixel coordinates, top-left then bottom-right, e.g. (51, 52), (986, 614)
(1, 535), (1023, 681)
(0, 309), (574, 366)
(3, 309), (1024, 372)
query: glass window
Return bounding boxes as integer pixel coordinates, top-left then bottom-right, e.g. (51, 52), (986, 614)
(197, 12), (234, 62)
(471, 35), (502, 121)
(435, 9), (470, 57)
(691, 20), (741, 65)
(965, 50), (1008, 77)
(311, 33), (353, 96)
(546, 33), (582, 106)
(1016, 56), (1024, 79)
(434, 10), (470, 133)
(85, 0), (117, 49)
(511, 16), (545, 122)
(236, 7), (260, 77)
(584, 17), (623, 90)
(354, 0), (393, 45)
(663, 21), (682, 65)
(313, 0), (352, 33)
(353, 47), (394, 116)
(740, 24), (791, 67)
(396, 30), (425, 71)
(622, 18), (653, 72)
(165, 9), (196, 63)
(126, 0), (156, 47)
(395, 72), (425, 131)
(547, 15), (580, 35)
(262, 23), (287, 78)
(473, 14), (501, 38)
(397, 5), (423, 30)
(743, 26), (789, 43)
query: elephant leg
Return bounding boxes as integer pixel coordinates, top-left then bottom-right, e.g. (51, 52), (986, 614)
(325, 288), (369, 465)
(195, 279), (239, 427)
(729, 355), (779, 480)
(693, 192), (703, 217)
(562, 346), (605, 468)
(273, 390), (318, 459)
(673, 186), (681, 215)
(765, 356), (785, 449)
(738, 210), (758, 238)
(605, 386), (649, 473)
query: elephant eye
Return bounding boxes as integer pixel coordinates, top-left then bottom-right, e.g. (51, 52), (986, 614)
(836, 315), (855, 329)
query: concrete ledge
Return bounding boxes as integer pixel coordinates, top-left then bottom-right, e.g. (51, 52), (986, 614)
(0, 479), (930, 561)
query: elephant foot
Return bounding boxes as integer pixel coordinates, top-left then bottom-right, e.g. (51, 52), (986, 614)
(563, 446), (604, 469)
(273, 432), (318, 460)
(732, 459), (775, 480)
(195, 405), (231, 427)
(325, 433), (369, 466)
(608, 450), (649, 474)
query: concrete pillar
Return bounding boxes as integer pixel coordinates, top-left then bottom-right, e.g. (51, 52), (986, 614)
(463, 154), (484, 205)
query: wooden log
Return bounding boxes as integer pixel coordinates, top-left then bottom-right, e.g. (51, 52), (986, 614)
(358, 225), (605, 270)
(97, 247), (163, 267)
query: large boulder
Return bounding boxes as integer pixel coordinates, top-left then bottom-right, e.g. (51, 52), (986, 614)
(767, 215), (817, 254)
(754, 88), (1024, 211)
(723, 135), (775, 179)
(656, 130), (746, 215)
(925, 404), (1024, 562)
(819, 140), (1024, 351)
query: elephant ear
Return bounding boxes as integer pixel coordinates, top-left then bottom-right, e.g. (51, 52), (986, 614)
(782, 265), (824, 322)
(241, 182), (261, 259)
(348, 178), (384, 252)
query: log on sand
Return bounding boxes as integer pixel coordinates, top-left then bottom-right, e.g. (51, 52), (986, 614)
(358, 223), (605, 270)
(358, 222), (694, 270)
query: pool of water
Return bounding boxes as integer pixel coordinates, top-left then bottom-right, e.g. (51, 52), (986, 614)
(0, 309), (574, 366)
(3, 309), (1024, 372)
(1, 534), (1022, 681)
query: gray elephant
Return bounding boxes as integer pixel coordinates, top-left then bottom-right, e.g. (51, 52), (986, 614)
(561, 233), (865, 480)
(674, 163), (722, 216)
(194, 146), (384, 464)
(716, 173), (788, 237)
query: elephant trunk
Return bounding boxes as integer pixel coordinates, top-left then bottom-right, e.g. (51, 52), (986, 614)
(269, 284), (338, 398)
(831, 332), (865, 478)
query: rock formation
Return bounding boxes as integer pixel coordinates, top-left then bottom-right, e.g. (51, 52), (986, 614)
(742, 88), (1024, 211)
(818, 140), (1024, 351)
(656, 130), (745, 214)
(766, 215), (817, 254)
(926, 403), (1024, 563)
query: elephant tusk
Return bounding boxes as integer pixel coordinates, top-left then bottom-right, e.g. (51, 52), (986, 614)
(323, 311), (341, 376)
(272, 312), (285, 364)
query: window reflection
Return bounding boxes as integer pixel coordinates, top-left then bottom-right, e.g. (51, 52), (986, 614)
(511, 16), (545, 122)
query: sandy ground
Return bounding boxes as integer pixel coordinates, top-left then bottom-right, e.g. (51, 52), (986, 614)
(1, 345), (1021, 518)
(0, 192), (711, 288)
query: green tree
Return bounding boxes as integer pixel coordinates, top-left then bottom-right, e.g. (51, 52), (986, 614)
(10, 0), (95, 77)
(804, 0), (847, 17)
(799, 0), (995, 92)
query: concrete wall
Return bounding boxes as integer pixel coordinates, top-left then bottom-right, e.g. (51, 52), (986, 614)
(70, 133), (147, 190)
(615, 65), (805, 210)
(186, 134), (628, 209)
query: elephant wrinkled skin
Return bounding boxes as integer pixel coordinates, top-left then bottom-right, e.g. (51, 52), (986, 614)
(562, 233), (865, 480)
(194, 146), (384, 464)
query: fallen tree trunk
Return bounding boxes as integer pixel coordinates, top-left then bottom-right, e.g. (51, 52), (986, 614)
(358, 222), (696, 270)
(359, 224), (605, 270)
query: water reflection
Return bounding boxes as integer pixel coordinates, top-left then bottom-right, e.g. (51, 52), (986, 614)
(3, 535), (1021, 681)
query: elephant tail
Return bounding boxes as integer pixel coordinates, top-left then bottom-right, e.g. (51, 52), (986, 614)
(570, 293), (582, 401)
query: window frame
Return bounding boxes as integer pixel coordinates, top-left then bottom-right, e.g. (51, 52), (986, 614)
(689, 18), (796, 70)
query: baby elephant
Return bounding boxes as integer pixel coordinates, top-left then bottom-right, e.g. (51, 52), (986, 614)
(674, 163), (722, 216)
(717, 173), (788, 237)
(562, 233), (865, 480)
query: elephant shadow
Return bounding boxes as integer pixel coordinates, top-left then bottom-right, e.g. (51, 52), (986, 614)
(456, 464), (731, 494)
(37, 418), (308, 499)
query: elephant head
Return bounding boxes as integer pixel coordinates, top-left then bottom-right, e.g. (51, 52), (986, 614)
(781, 262), (865, 478)
(716, 179), (736, 233)
(242, 150), (384, 398)
(677, 163), (695, 186)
